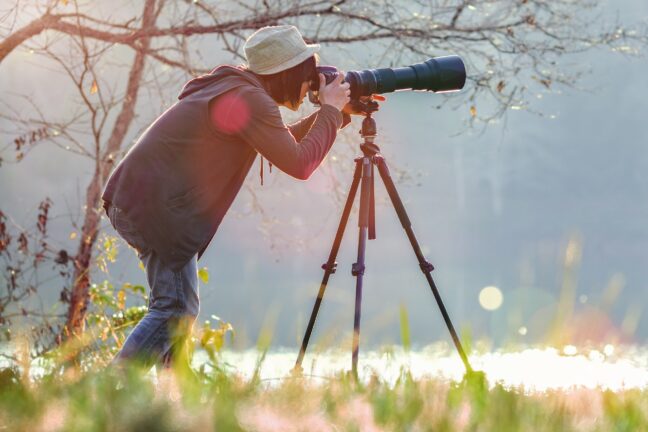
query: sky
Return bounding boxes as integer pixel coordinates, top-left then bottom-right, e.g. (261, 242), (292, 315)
(1, 0), (647, 350)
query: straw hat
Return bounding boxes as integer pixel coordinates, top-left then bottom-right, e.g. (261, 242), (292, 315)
(244, 25), (320, 75)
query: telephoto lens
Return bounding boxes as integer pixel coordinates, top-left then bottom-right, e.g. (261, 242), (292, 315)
(309, 55), (466, 99)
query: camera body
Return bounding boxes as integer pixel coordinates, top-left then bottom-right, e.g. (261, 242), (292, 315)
(309, 65), (342, 91)
(308, 66), (340, 105)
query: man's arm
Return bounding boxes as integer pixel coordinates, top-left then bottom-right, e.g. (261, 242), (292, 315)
(287, 111), (318, 141)
(288, 110), (351, 142)
(210, 86), (343, 180)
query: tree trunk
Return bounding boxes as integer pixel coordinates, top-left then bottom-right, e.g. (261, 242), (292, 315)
(62, 0), (157, 342)
(64, 175), (102, 337)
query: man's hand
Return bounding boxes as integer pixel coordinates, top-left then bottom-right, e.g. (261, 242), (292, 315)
(318, 72), (350, 111)
(342, 94), (386, 116)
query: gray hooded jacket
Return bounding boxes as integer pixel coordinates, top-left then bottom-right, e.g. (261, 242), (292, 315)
(102, 65), (345, 270)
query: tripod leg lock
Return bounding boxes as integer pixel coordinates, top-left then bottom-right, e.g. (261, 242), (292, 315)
(321, 261), (338, 273)
(419, 261), (435, 273)
(351, 263), (365, 276)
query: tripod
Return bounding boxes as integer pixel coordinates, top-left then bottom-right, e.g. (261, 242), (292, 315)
(295, 106), (474, 377)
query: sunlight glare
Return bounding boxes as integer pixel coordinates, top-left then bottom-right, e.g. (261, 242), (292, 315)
(604, 344), (615, 356)
(562, 345), (578, 356)
(193, 344), (648, 392)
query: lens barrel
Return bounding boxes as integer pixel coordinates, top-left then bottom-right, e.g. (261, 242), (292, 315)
(313, 56), (466, 99)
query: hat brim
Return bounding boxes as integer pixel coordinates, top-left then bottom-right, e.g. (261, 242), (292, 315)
(254, 44), (320, 75)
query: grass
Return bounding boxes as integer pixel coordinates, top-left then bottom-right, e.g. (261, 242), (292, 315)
(0, 356), (647, 432)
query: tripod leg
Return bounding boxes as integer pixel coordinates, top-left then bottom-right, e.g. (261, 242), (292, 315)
(375, 157), (473, 373)
(295, 160), (363, 370)
(351, 157), (373, 377)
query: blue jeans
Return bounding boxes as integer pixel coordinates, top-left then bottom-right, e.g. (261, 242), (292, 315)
(106, 204), (200, 371)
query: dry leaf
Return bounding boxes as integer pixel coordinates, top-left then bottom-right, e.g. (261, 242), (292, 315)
(470, 105), (477, 117)
(497, 81), (505, 93)
(117, 290), (126, 310)
(90, 80), (98, 94)
(69, 231), (77, 239)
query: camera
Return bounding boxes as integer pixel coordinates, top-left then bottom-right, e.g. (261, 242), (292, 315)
(309, 55), (466, 101)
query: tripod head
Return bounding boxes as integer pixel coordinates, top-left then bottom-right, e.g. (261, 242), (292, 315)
(355, 99), (380, 156)
(348, 98), (380, 116)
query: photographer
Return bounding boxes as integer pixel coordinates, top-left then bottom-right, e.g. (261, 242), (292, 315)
(102, 25), (357, 370)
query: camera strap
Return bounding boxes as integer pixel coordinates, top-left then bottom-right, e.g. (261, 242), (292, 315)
(259, 155), (273, 186)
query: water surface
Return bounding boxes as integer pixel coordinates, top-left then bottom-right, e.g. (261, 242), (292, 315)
(204, 344), (648, 392)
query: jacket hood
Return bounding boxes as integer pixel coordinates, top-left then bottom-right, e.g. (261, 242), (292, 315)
(178, 65), (264, 100)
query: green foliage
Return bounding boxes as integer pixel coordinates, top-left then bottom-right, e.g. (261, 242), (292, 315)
(36, 238), (234, 371)
(37, 277), (150, 370)
(86, 280), (148, 355)
(199, 315), (234, 367)
(399, 303), (411, 352)
(370, 370), (424, 429)
(198, 267), (209, 284)
(602, 389), (647, 432)
(461, 325), (473, 356)
(96, 234), (119, 274)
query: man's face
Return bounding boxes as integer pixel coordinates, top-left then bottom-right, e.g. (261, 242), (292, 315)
(286, 80), (311, 111)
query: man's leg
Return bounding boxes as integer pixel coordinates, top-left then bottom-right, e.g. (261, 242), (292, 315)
(107, 205), (200, 371)
(113, 251), (200, 371)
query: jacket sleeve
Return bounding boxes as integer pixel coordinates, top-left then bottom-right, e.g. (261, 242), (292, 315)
(212, 87), (343, 180)
(288, 111), (352, 142)
(287, 112), (318, 142)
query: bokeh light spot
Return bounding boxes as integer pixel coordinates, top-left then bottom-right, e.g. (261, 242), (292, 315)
(211, 92), (250, 134)
(518, 326), (528, 336)
(479, 286), (503, 311)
